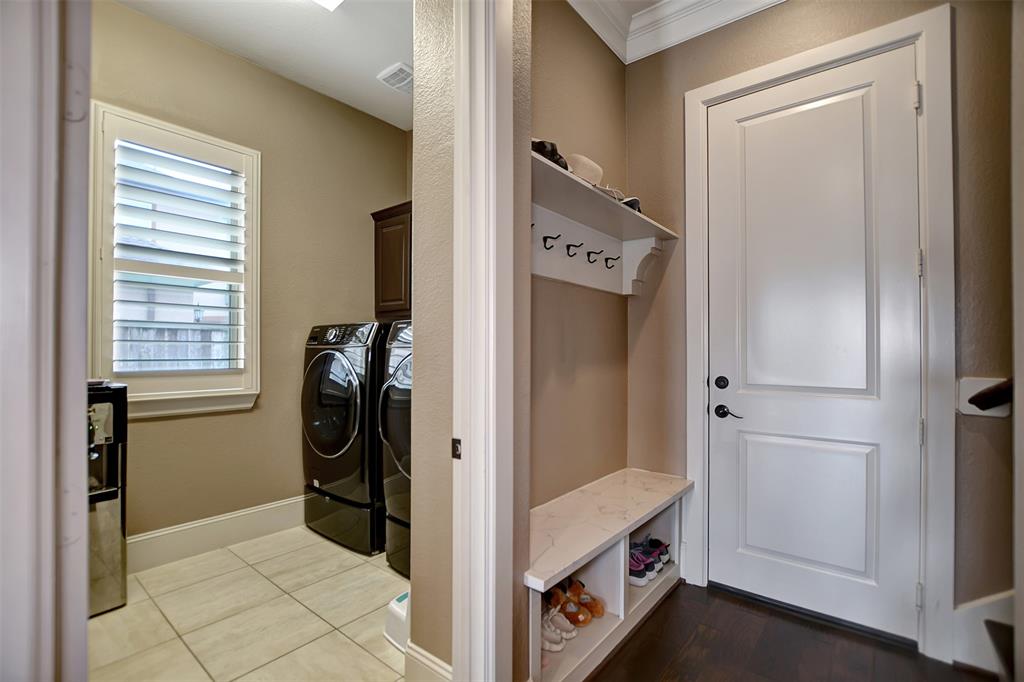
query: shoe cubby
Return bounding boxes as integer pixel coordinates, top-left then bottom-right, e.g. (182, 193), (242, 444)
(525, 469), (693, 682)
(626, 498), (682, 615)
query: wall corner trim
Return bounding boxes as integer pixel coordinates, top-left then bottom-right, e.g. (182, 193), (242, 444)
(126, 494), (308, 573)
(405, 641), (454, 682)
(952, 590), (1014, 674)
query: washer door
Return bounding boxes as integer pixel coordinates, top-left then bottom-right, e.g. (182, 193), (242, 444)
(379, 353), (412, 478)
(302, 350), (360, 458)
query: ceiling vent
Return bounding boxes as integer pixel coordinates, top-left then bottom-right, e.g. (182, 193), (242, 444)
(377, 62), (413, 95)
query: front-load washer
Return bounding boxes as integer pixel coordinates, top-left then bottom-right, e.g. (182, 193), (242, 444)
(302, 322), (387, 554)
(378, 320), (412, 577)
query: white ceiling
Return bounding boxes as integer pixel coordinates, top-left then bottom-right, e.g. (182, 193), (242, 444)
(568, 0), (785, 64)
(118, 0), (414, 130)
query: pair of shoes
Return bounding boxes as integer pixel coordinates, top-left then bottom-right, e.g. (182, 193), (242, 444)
(629, 535), (671, 587)
(540, 606), (578, 652)
(565, 578), (605, 619)
(546, 586), (592, 627)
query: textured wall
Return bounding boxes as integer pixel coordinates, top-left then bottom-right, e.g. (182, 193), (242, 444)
(513, 0), (533, 679)
(91, 1), (409, 535)
(623, 0), (1013, 604)
(531, 0), (630, 507)
(409, 0), (454, 666)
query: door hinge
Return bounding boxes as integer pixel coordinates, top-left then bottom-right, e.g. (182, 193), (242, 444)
(915, 582), (924, 609)
(917, 249), (925, 278)
(451, 438), (462, 460)
(919, 418), (926, 446)
(913, 81), (923, 113)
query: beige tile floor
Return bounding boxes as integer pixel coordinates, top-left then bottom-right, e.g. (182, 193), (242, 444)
(88, 527), (408, 682)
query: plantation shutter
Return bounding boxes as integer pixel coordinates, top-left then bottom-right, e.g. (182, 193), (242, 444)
(112, 140), (247, 373)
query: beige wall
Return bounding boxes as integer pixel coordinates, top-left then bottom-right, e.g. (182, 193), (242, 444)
(624, 0), (1014, 604)
(409, 0), (455, 665)
(531, 0), (630, 506)
(92, 1), (409, 534)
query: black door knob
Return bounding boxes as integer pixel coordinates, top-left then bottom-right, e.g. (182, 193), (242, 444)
(714, 404), (743, 419)
(714, 375), (729, 389)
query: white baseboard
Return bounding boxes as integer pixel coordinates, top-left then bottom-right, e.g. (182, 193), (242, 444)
(405, 641), (453, 682)
(953, 589), (1014, 674)
(126, 494), (308, 573)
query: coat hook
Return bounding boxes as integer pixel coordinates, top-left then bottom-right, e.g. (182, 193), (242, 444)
(605, 256), (621, 269)
(543, 234), (562, 250)
(586, 249), (604, 264)
(566, 242), (583, 257)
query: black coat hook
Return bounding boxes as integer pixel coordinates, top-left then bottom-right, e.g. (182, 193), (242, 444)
(542, 234), (562, 250)
(566, 242), (583, 257)
(605, 256), (621, 269)
(586, 249), (604, 264)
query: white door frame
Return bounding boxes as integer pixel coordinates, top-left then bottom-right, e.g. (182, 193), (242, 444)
(683, 5), (955, 661)
(1, 0), (91, 678)
(451, 0), (516, 680)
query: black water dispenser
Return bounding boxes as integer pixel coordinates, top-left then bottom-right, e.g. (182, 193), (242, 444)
(88, 381), (127, 617)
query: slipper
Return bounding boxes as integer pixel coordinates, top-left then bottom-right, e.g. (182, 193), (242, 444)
(547, 587), (592, 627)
(567, 579), (605, 618)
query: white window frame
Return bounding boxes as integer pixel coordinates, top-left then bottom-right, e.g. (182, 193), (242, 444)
(89, 101), (261, 418)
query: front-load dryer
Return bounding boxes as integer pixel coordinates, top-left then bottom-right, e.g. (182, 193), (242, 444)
(378, 320), (411, 577)
(302, 322), (386, 554)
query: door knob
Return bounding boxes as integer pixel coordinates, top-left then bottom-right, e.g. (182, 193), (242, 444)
(714, 404), (743, 419)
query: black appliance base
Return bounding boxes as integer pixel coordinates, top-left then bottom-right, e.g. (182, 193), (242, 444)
(385, 516), (410, 578)
(304, 486), (384, 556)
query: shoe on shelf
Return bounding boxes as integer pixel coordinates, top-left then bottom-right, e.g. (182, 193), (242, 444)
(567, 579), (605, 618)
(548, 610), (577, 639)
(643, 534), (671, 563)
(631, 542), (663, 572)
(629, 548), (657, 577)
(541, 612), (564, 649)
(546, 587), (593, 627)
(629, 556), (650, 587)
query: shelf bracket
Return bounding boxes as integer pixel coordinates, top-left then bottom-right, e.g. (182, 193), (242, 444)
(622, 238), (663, 296)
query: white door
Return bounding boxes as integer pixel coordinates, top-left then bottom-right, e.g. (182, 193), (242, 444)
(707, 45), (922, 640)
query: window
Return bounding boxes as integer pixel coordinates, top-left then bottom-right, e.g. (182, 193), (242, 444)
(90, 102), (260, 417)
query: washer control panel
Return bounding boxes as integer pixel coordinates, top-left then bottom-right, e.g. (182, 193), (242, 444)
(307, 323), (375, 347)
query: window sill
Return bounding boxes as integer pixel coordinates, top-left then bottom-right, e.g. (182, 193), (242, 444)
(128, 389), (259, 420)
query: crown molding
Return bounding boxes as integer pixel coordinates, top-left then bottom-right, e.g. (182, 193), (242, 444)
(569, 0), (786, 64)
(566, 0), (628, 62)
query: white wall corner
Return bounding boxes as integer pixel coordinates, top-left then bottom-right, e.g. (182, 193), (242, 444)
(952, 590), (1014, 674)
(566, 0), (628, 62)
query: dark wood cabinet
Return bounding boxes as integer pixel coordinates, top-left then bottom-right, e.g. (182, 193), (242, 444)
(372, 201), (412, 320)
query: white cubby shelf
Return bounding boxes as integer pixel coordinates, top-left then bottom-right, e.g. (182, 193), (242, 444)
(525, 468), (693, 682)
(531, 152), (678, 297)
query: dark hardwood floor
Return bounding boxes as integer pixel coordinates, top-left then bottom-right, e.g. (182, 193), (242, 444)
(591, 583), (993, 682)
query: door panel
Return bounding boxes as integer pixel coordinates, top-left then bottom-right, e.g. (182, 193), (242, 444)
(707, 45), (921, 640)
(741, 433), (876, 579)
(742, 89), (875, 392)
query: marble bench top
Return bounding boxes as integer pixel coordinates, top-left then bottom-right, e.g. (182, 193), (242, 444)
(525, 468), (694, 591)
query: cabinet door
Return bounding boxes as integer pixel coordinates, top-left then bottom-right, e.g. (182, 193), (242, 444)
(373, 202), (412, 318)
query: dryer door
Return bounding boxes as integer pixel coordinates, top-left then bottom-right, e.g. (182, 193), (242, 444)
(379, 353), (411, 525)
(302, 350), (361, 459)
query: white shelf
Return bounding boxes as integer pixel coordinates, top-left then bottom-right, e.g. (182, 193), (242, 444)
(628, 561), (677, 615)
(541, 613), (620, 682)
(532, 153), (677, 242)
(525, 468), (692, 592)
(531, 153), (677, 296)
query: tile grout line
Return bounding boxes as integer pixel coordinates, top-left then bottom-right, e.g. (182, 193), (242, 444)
(333, 624), (406, 677)
(224, 595), (343, 681)
(96, 535), (398, 679)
